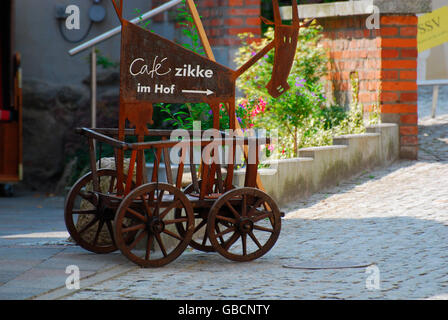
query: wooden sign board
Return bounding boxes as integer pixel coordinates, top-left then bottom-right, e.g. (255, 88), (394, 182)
(120, 21), (235, 104)
(418, 6), (448, 52)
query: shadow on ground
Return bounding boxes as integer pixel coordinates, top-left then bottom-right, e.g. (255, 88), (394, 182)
(60, 214), (448, 300)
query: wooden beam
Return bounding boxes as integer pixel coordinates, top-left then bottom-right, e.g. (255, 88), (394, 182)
(185, 0), (215, 60)
(185, 0), (266, 192)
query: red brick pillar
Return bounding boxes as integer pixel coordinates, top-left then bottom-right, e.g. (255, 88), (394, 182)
(380, 15), (419, 160)
(196, 0), (261, 66)
(197, 0), (260, 46)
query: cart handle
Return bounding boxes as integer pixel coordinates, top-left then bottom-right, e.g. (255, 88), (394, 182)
(76, 127), (271, 151)
(76, 128), (130, 149)
(128, 136), (272, 150)
(92, 128), (230, 138)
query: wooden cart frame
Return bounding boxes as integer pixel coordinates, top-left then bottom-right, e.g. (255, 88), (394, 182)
(65, 0), (305, 267)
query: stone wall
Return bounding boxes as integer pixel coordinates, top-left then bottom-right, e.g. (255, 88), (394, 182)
(21, 71), (120, 193)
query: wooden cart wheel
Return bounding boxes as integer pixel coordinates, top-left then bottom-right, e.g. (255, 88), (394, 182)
(207, 187), (281, 262)
(175, 180), (235, 252)
(114, 183), (195, 267)
(64, 169), (127, 254)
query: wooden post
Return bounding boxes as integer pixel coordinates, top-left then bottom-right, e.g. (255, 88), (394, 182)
(185, 0), (266, 192)
(185, 0), (215, 61)
(91, 47), (97, 129)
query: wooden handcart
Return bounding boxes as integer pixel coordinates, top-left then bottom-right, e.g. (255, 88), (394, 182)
(64, 0), (304, 267)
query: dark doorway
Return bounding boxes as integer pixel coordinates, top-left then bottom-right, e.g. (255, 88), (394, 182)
(0, 0), (22, 190)
(0, 0), (12, 108)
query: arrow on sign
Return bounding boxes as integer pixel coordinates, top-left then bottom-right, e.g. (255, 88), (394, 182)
(182, 89), (214, 96)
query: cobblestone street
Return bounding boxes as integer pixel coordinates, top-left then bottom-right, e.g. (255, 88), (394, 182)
(63, 115), (448, 300)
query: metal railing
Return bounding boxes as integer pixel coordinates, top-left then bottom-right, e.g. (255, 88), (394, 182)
(68, 0), (183, 128)
(418, 79), (448, 118)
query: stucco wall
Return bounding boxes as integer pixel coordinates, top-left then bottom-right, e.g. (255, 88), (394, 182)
(14, 0), (175, 85)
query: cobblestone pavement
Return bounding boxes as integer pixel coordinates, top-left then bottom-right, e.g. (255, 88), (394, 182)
(65, 115), (448, 300)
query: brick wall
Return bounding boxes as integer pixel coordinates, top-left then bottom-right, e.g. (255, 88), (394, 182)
(153, 0), (262, 67)
(318, 16), (382, 112)
(196, 0), (261, 47)
(380, 15), (418, 160)
(150, 0), (262, 67)
(152, 0), (169, 22)
(317, 14), (419, 160)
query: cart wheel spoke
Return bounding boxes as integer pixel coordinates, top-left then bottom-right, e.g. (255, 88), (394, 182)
(92, 220), (104, 246)
(79, 190), (96, 205)
(72, 209), (97, 215)
(105, 220), (116, 246)
(216, 215), (236, 224)
(253, 225), (274, 233)
(248, 231), (262, 249)
(247, 198), (265, 217)
(201, 228), (209, 246)
(163, 229), (183, 241)
(194, 219), (207, 233)
(126, 207), (147, 223)
(159, 200), (181, 220)
(223, 232), (240, 250)
(141, 195), (152, 217)
(156, 189), (165, 209)
(252, 211), (273, 223)
(155, 233), (167, 257)
(164, 217), (188, 225)
(241, 234), (247, 256)
(128, 230), (147, 251)
(78, 216), (99, 235)
(215, 226), (235, 239)
(225, 201), (240, 219)
(145, 234), (154, 261)
(122, 223), (146, 233)
(147, 191), (156, 209)
(215, 224), (225, 244)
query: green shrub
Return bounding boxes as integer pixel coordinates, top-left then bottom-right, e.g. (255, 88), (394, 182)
(234, 23), (370, 158)
(235, 25), (332, 157)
